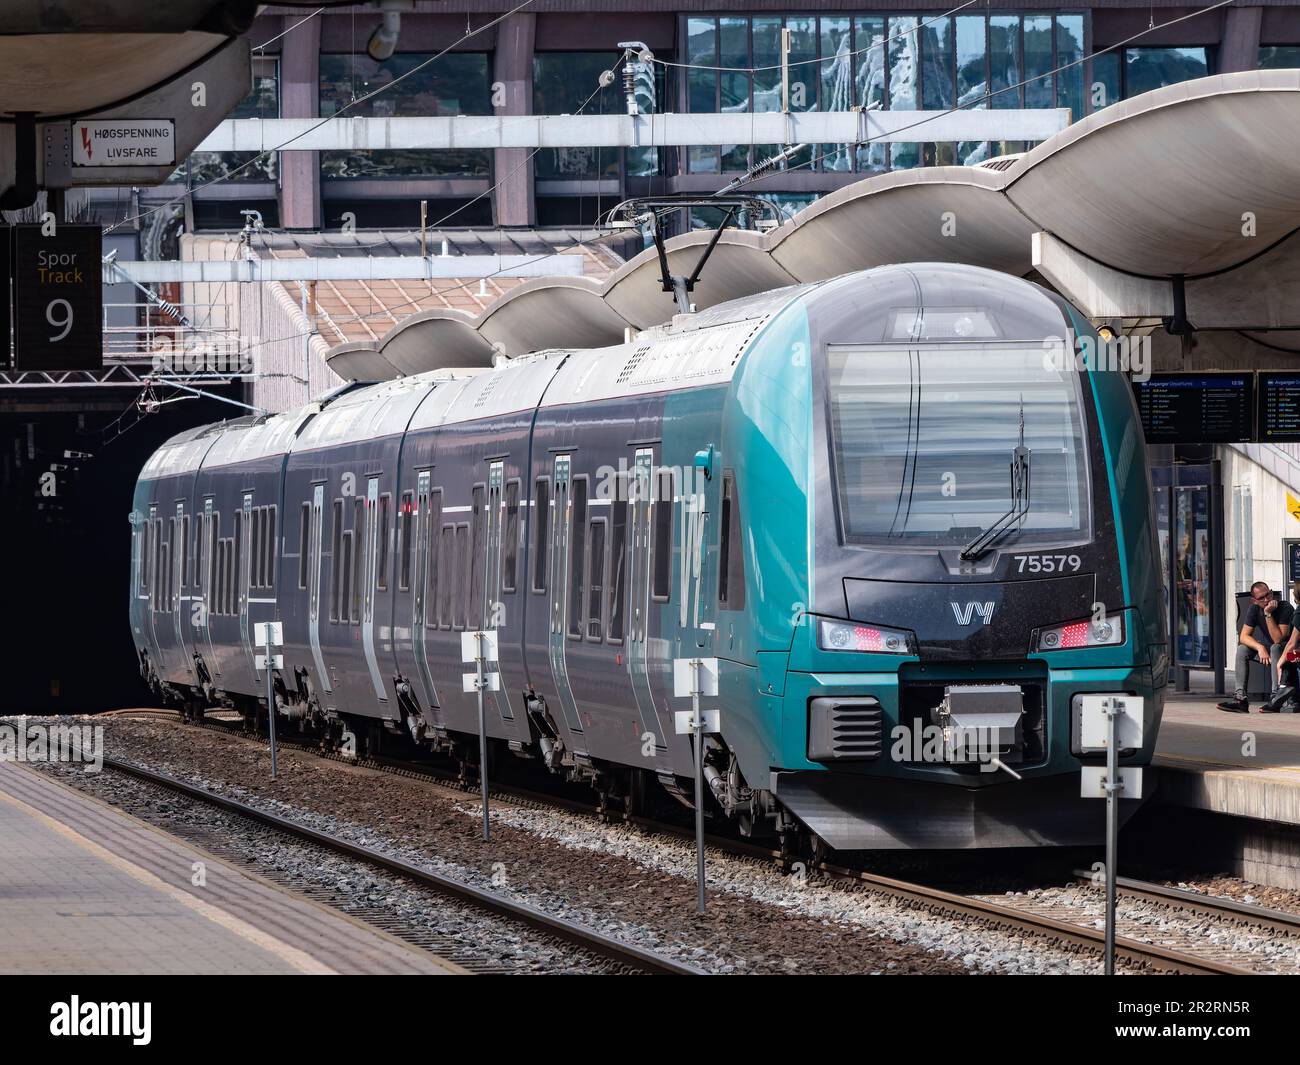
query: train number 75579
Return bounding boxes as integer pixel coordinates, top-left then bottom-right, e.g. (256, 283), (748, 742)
(1014, 554), (1082, 574)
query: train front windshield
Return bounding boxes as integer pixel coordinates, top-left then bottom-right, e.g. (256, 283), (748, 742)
(827, 343), (1091, 548)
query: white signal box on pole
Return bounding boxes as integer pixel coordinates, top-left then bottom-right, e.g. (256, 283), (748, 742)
(254, 621), (283, 647)
(464, 671), (501, 692)
(255, 653), (284, 670)
(1080, 765), (1145, 798)
(1076, 693), (1143, 753)
(673, 656), (718, 698)
(461, 630), (498, 662)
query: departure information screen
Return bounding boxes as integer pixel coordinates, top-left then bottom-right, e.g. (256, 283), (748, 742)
(1258, 373), (1300, 443)
(1133, 373), (1254, 443)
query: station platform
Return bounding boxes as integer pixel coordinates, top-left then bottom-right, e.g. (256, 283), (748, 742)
(0, 761), (464, 975)
(1154, 685), (1300, 887)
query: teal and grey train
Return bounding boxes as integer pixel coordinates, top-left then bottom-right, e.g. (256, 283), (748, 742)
(130, 264), (1167, 851)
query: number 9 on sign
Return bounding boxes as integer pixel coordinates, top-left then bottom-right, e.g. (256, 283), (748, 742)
(47, 298), (73, 343)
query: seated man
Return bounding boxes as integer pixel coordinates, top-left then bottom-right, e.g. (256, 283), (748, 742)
(1267, 581), (1300, 713)
(1219, 581), (1294, 713)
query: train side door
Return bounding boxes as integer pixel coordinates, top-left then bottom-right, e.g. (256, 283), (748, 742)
(626, 450), (660, 750)
(144, 503), (162, 667)
(238, 492), (254, 675)
(412, 470), (439, 710)
(361, 475), (388, 705)
(307, 483), (331, 693)
(482, 461), (514, 721)
(172, 502), (186, 671)
(547, 455), (583, 738)
(201, 498), (219, 676)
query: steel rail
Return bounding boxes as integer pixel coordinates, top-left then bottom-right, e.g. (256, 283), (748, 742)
(99, 755), (703, 976)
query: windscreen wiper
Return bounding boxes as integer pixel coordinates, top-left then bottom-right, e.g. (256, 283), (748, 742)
(959, 399), (1032, 561)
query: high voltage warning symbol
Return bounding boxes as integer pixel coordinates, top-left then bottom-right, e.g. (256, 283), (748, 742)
(1288, 492), (1300, 522)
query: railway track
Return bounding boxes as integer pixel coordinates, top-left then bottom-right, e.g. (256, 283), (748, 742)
(110, 710), (1260, 974)
(98, 754), (704, 976)
(1072, 869), (1300, 937)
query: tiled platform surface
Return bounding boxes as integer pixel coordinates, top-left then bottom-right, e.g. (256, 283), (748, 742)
(0, 761), (464, 975)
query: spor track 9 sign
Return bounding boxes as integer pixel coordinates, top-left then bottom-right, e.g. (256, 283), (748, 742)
(12, 224), (102, 371)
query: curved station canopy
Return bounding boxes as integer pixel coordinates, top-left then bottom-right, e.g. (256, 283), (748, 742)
(327, 69), (1300, 382)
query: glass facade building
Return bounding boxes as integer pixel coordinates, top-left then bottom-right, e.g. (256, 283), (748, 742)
(683, 12), (1085, 172)
(143, 5), (1298, 231)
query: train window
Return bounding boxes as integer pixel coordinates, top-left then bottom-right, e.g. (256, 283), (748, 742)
(160, 541), (169, 613)
(234, 513), (245, 610)
(252, 507), (265, 590)
(607, 494), (627, 643)
(398, 491), (414, 591)
(299, 502), (310, 589)
(568, 477), (588, 639)
(718, 469), (746, 610)
(151, 519), (161, 602)
(652, 469), (674, 602)
(209, 513), (220, 609)
(503, 480), (520, 593)
(428, 491), (443, 621)
(532, 478), (549, 593)
(453, 524), (469, 630)
(340, 530), (354, 622)
(352, 499), (364, 624)
(216, 539), (227, 616)
(377, 494), (391, 592)
(470, 485), (486, 628)
(438, 525), (454, 628)
(587, 518), (606, 641)
(265, 506), (276, 588)
(330, 500), (342, 622)
(194, 511), (204, 589)
(181, 515), (190, 589)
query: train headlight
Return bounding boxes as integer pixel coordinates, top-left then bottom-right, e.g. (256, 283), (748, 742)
(1034, 615), (1124, 652)
(817, 619), (914, 655)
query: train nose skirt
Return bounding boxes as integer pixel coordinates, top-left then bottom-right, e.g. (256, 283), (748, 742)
(772, 770), (1151, 850)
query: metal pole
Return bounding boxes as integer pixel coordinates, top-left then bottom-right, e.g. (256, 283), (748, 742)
(477, 630), (490, 842)
(299, 281), (311, 404)
(265, 632), (278, 781)
(780, 27), (791, 114)
(1104, 698), (1119, 974)
(692, 656), (706, 914)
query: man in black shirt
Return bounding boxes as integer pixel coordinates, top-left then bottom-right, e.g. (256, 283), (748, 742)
(1219, 581), (1294, 713)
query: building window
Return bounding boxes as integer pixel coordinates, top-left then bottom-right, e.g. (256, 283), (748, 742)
(1090, 46), (1213, 111)
(234, 55), (280, 119)
(168, 56), (278, 186)
(532, 49), (666, 211)
(684, 12), (1091, 174)
(1258, 45), (1300, 69)
(319, 52), (492, 179)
